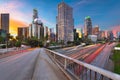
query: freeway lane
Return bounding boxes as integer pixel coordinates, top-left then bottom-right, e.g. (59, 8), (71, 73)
(0, 48), (39, 80)
(81, 43), (116, 80)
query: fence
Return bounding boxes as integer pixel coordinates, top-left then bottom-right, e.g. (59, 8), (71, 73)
(45, 48), (120, 80)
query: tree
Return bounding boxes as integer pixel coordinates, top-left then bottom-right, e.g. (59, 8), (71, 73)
(16, 35), (24, 41)
(15, 41), (21, 47)
(0, 36), (4, 43)
(26, 37), (39, 47)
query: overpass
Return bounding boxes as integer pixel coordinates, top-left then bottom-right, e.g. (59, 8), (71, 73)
(0, 48), (120, 80)
(45, 48), (120, 80)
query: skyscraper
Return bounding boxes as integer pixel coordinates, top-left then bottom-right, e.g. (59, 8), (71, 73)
(44, 26), (49, 40)
(32, 9), (38, 37)
(38, 23), (44, 40)
(0, 13), (9, 33)
(33, 9), (38, 21)
(28, 24), (32, 37)
(84, 16), (92, 37)
(30, 9), (44, 40)
(57, 1), (74, 43)
(107, 31), (114, 41)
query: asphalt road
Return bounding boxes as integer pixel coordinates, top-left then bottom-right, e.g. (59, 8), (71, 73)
(82, 43), (116, 80)
(0, 48), (39, 80)
(0, 48), (68, 80)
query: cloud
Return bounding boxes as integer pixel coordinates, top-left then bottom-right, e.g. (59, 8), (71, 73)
(0, 0), (30, 36)
(74, 0), (91, 7)
(10, 19), (28, 36)
(0, 0), (30, 23)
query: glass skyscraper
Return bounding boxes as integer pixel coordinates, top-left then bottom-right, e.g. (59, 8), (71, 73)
(57, 2), (74, 43)
(84, 16), (92, 37)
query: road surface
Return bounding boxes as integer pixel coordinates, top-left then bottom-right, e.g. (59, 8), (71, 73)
(0, 48), (68, 80)
(81, 43), (116, 80)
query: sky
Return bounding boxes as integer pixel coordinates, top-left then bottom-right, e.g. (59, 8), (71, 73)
(0, 0), (120, 37)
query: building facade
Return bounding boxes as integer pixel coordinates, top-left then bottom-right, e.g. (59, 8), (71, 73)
(98, 31), (105, 40)
(107, 31), (114, 41)
(92, 25), (99, 35)
(84, 16), (92, 37)
(18, 27), (29, 39)
(57, 2), (74, 43)
(28, 9), (44, 40)
(0, 13), (9, 33)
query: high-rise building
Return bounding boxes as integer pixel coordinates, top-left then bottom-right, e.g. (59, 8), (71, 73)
(38, 23), (44, 40)
(84, 16), (92, 37)
(107, 31), (114, 41)
(28, 24), (32, 37)
(56, 24), (58, 42)
(98, 31), (105, 40)
(56, 16), (58, 42)
(73, 29), (79, 41)
(33, 9), (38, 21)
(18, 27), (29, 39)
(117, 31), (120, 39)
(30, 9), (44, 40)
(0, 13), (9, 33)
(57, 1), (74, 43)
(50, 28), (55, 42)
(76, 28), (82, 38)
(44, 26), (48, 38)
(92, 25), (99, 35)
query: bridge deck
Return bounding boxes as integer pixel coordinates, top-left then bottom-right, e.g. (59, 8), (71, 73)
(32, 48), (68, 80)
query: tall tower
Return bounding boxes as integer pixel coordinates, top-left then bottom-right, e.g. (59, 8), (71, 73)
(0, 13), (9, 33)
(57, 2), (74, 43)
(32, 9), (38, 37)
(84, 16), (92, 37)
(33, 9), (38, 21)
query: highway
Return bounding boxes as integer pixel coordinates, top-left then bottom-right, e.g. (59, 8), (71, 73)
(0, 48), (68, 80)
(55, 44), (103, 61)
(81, 43), (116, 80)
(91, 43), (116, 68)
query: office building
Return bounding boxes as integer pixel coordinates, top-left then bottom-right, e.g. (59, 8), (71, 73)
(84, 16), (92, 37)
(57, 1), (74, 43)
(29, 9), (44, 40)
(0, 13), (9, 33)
(98, 31), (105, 40)
(107, 31), (114, 41)
(44, 26), (49, 39)
(56, 24), (58, 42)
(33, 9), (38, 21)
(92, 25), (99, 35)
(76, 28), (82, 38)
(50, 28), (55, 42)
(38, 23), (44, 40)
(18, 27), (29, 39)
(117, 31), (120, 38)
(28, 24), (32, 37)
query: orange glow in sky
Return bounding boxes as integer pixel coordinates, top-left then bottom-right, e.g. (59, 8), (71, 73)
(10, 19), (28, 37)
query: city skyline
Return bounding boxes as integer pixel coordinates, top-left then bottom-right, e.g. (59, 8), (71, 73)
(0, 0), (120, 36)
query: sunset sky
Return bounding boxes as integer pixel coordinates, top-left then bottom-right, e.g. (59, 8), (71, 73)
(0, 0), (120, 37)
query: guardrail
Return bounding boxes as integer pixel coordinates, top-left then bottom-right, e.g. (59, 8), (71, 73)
(45, 48), (120, 80)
